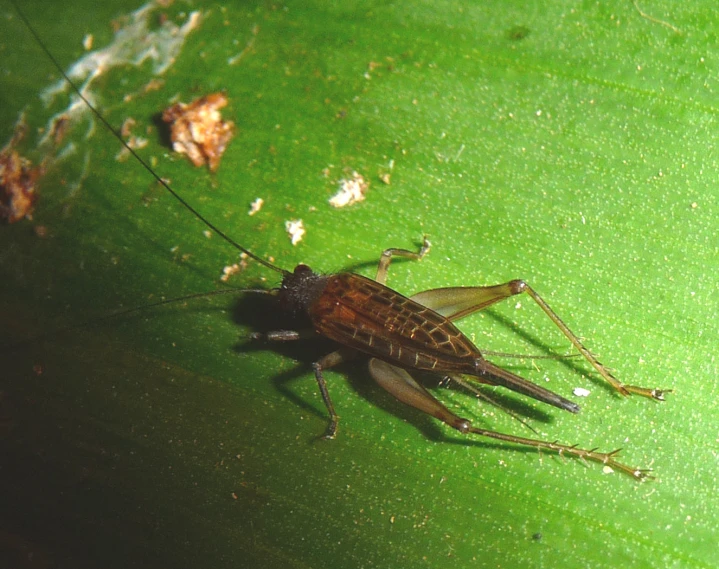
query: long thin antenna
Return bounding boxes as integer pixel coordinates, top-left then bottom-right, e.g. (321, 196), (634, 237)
(11, 0), (286, 275)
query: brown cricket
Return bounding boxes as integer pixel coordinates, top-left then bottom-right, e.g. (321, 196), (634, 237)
(255, 240), (667, 480)
(14, 2), (668, 480)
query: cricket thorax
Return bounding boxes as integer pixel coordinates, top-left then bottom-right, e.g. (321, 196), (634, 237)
(279, 264), (330, 315)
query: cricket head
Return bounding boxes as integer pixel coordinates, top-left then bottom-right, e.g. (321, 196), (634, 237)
(279, 264), (329, 316)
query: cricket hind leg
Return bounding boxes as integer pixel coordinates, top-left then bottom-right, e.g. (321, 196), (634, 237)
(410, 282), (669, 401)
(368, 358), (651, 480)
(375, 236), (431, 285)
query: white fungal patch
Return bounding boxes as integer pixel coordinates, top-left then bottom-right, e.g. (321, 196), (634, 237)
(42, 2), (201, 105)
(38, 1), (201, 151)
(573, 387), (591, 397)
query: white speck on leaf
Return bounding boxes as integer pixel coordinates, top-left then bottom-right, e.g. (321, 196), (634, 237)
(329, 171), (368, 208)
(285, 219), (305, 245)
(248, 197), (264, 216)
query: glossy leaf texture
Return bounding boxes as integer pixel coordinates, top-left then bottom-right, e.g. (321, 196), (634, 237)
(1, 1), (716, 568)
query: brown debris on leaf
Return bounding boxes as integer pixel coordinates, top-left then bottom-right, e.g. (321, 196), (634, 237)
(162, 93), (235, 172)
(49, 114), (71, 146)
(0, 146), (43, 224)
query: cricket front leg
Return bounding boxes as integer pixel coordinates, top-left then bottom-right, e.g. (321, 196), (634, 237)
(250, 330), (354, 438)
(312, 349), (356, 439)
(250, 329), (316, 341)
(411, 281), (669, 401)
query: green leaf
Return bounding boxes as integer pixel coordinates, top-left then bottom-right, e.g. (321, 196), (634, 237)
(1, 1), (716, 567)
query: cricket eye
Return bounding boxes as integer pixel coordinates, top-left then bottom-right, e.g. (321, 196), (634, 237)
(294, 264), (312, 275)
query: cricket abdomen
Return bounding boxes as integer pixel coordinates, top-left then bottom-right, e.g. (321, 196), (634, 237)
(309, 272), (481, 372)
